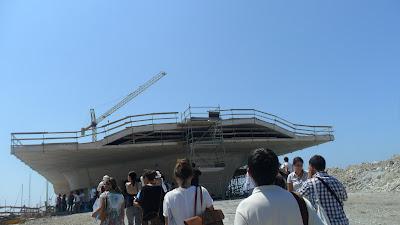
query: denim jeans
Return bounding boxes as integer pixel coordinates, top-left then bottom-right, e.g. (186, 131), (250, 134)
(126, 205), (142, 225)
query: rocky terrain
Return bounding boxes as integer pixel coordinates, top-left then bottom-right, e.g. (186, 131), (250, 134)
(328, 155), (400, 192)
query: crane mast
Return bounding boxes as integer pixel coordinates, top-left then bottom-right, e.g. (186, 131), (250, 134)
(82, 71), (167, 142)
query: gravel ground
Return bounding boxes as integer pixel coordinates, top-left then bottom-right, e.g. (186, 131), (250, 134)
(22, 192), (400, 225)
(328, 155), (400, 192)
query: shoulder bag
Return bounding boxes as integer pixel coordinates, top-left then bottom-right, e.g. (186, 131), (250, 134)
(312, 178), (331, 225)
(184, 186), (225, 225)
(291, 192), (308, 225)
(316, 177), (343, 207)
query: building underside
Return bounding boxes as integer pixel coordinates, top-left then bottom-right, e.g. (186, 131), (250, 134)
(11, 107), (334, 198)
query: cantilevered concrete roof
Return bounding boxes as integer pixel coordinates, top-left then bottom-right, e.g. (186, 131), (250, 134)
(11, 108), (334, 197)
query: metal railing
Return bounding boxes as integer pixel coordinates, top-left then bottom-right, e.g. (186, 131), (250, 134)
(219, 109), (333, 136)
(182, 107), (333, 137)
(11, 107), (333, 146)
(11, 112), (179, 146)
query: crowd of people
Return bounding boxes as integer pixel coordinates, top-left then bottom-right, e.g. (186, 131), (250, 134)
(55, 190), (91, 214)
(239, 149), (349, 225)
(90, 160), (209, 225)
(83, 148), (348, 225)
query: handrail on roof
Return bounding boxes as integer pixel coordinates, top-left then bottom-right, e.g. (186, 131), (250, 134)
(10, 107), (333, 146)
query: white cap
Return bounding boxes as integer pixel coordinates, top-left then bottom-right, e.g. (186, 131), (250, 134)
(155, 171), (162, 179)
(103, 175), (110, 182)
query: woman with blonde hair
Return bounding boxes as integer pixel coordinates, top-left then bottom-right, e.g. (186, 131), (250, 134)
(163, 159), (214, 225)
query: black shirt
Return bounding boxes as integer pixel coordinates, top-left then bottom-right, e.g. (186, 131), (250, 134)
(68, 194), (74, 205)
(136, 185), (164, 221)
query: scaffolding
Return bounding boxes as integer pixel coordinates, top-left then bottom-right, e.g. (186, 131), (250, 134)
(182, 106), (226, 170)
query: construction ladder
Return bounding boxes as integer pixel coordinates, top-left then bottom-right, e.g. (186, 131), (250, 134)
(184, 107), (226, 169)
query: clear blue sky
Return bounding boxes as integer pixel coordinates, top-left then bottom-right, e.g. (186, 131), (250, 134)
(0, 0), (399, 206)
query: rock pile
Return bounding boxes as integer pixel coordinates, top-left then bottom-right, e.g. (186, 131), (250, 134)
(328, 155), (400, 192)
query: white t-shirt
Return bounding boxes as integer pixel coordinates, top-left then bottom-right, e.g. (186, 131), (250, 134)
(287, 171), (308, 192)
(163, 186), (213, 225)
(280, 162), (293, 173)
(234, 185), (324, 225)
(100, 191), (125, 211)
(74, 194), (80, 203)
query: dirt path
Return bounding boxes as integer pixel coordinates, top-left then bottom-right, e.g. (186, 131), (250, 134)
(22, 192), (400, 225)
(344, 192), (400, 225)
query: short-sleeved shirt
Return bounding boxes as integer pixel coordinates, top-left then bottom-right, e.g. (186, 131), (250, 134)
(280, 162), (293, 173)
(163, 186), (213, 225)
(298, 172), (349, 225)
(74, 194), (80, 203)
(100, 191), (125, 225)
(234, 185), (325, 225)
(136, 185), (164, 220)
(287, 171), (308, 192)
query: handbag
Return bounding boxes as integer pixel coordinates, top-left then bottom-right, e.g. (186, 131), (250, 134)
(203, 208), (224, 225)
(184, 186), (224, 225)
(312, 179), (331, 225)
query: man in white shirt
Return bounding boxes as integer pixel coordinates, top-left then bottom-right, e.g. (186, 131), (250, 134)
(234, 148), (325, 225)
(280, 156), (293, 174)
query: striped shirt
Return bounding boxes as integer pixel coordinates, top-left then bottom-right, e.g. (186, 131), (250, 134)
(298, 172), (349, 225)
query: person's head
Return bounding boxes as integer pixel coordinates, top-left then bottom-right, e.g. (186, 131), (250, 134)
(128, 171), (137, 183)
(293, 157), (304, 173)
(284, 157), (289, 162)
(142, 170), (157, 185)
(109, 177), (121, 193)
(174, 159), (193, 187)
(247, 148), (279, 186)
(103, 175), (110, 183)
(308, 155), (326, 176)
(103, 178), (112, 191)
(75, 190), (80, 195)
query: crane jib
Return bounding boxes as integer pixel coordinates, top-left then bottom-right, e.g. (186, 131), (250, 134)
(82, 71), (167, 142)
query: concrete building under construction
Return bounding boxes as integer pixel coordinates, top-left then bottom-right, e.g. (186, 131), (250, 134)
(11, 106), (334, 198)
(10, 72), (334, 198)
